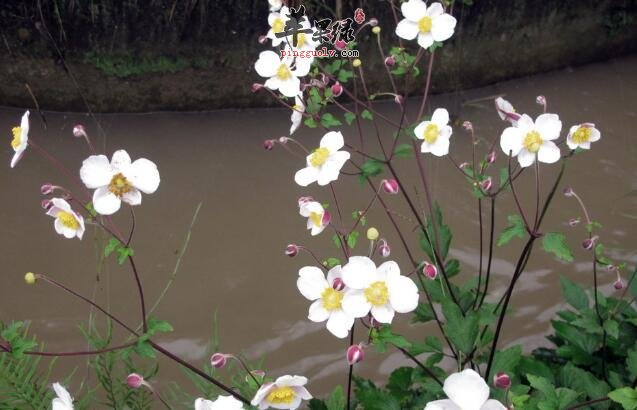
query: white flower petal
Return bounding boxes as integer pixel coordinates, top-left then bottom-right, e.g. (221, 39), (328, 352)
(443, 369), (490, 410)
(292, 386), (312, 400)
(395, 19), (419, 40)
(537, 141), (560, 164)
(500, 127), (523, 156)
(320, 131), (345, 151)
(429, 136), (450, 157)
(431, 14), (457, 42)
(80, 155), (113, 189)
(297, 266), (329, 300)
(10, 149), (25, 168)
(251, 383), (275, 407)
(342, 290), (372, 318)
(417, 32), (434, 49)
(326, 265), (342, 284)
(341, 256), (376, 289)
(589, 128), (601, 142)
(294, 166), (319, 186)
(52, 383), (73, 407)
(110, 149), (131, 170)
(54, 219), (65, 235)
(401, 0), (428, 21)
(388, 276), (419, 313)
(426, 2), (444, 17)
(376, 260), (400, 281)
(425, 399), (462, 410)
(481, 400), (507, 410)
(326, 309), (354, 338)
(535, 113), (562, 140)
(275, 375), (308, 387)
(517, 114), (535, 131)
(308, 300), (330, 322)
(517, 149), (536, 167)
(121, 188), (142, 206)
(431, 108), (450, 126)
(92, 187), (121, 215)
(371, 304), (395, 323)
(317, 151), (349, 186)
(255, 51), (280, 78)
(194, 398), (214, 410)
(279, 76), (301, 98)
(414, 121), (428, 140)
(126, 158), (160, 194)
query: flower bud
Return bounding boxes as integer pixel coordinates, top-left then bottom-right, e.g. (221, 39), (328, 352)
(334, 40), (347, 50)
(423, 263), (437, 280)
(493, 372), (511, 389)
(352, 58), (362, 68)
(251, 83), (264, 93)
(41, 199), (53, 210)
(346, 344), (364, 365)
(263, 139), (275, 150)
(459, 162), (470, 169)
(384, 56), (395, 67)
(279, 136), (289, 144)
(258, 35), (268, 44)
(126, 373), (144, 389)
(40, 183), (54, 195)
(462, 121), (473, 131)
(24, 272), (36, 285)
(332, 277), (345, 291)
(394, 94), (404, 106)
(486, 151), (496, 163)
(210, 353), (228, 369)
(378, 240), (391, 258)
(563, 187), (575, 197)
(285, 244), (299, 257)
(613, 278), (625, 290)
(72, 124), (86, 138)
(480, 177), (493, 193)
(372, 26), (381, 34)
(582, 236), (598, 251)
(568, 218), (580, 227)
(331, 81), (343, 97)
(366, 227), (379, 241)
(536, 95), (547, 107)
(369, 18), (379, 27)
(381, 179), (399, 194)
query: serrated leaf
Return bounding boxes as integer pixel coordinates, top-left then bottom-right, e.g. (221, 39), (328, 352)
(320, 113), (342, 128)
(560, 275), (589, 310)
(361, 109), (373, 120)
(542, 232), (574, 262)
(344, 112), (356, 125)
(608, 387), (637, 410)
(497, 214), (526, 246)
(393, 143), (413, 158)
(304, 117), (318, 128)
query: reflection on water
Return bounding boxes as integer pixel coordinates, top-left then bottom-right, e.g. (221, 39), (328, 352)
(1, 54), (636, 399)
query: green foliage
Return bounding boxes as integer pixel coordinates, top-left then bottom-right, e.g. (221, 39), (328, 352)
(609, 387), (637, 409)
(358, 159), (385, 183)
(497, 214), (526, 246)
(85, 51), (188, 78)
(542, 232), (574, 262)
(418, 202), (452, 262)
(104, 238), (135, 264)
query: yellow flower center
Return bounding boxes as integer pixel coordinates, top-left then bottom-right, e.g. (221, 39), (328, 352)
(108, 173), (133, 197)
(310, 147), (330, 167)
(272, 18), (284, 33)
(11, 126), (21, 149)
(57, 211), (79, 230)
(276, 63), (291, 80)
(321, 287), (343, 311)
(523, 130), (543, 153)
(418, 16), (432, 33)
(423, 123), (439, 144)
(571, 126), (591, 144)
(309, 211), (323, 227)
(364, 281), (389, 306)
(267, 386), (296, 404)
(295, 33), (306, 48)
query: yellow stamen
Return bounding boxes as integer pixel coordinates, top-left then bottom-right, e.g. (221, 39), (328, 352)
(276, 63), (291, 80)
(295, 33), (306, 48)
(57, 211), (79, 230)
(310, 147), (330, 167)
(364, 281), (389, 306)
(571, 127), (591, 144)
(266, 386), (296, 404)
(321, 287), (343, 311)
(272, 18), (284, 33)
(523, 130), (543, 153)
(309, 211), (323, 227)
(11, 126), (21, 149)
(108, 173), (133, 197)
(423, 123), (439, 144)
(418, 16), (432, 33)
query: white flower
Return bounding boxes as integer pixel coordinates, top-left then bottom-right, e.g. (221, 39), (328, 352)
(80, 149), (160, 215)
(340, 256), (418, 324)
(52, 383), (74, 410)
(414, 108), (452, 156)
(268, 0), (282, 12)
(494, 97), (520, 125)
(251, 375), (312, 410)
(46, 198), (85, 240)
(297, 265), (354, 338)
(395, 0), (456, 49)
(255, 51), (310, 98)
(424, 369), (506, 410)
(283, 20), (320, 73)
(290, 95), (305, 135)
(266, 6), (289, 46)
(9, 110), (29, 168)
(298, 198), (330, 235)
(566, 123), (601, 150)
(500, 113), (562, 167)
(195, 395), (244, 410)
(294, 131), (350, 186)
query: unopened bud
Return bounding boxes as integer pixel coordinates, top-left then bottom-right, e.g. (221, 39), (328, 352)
(126, 373), (144, 389)
(372, 26), (381, 34)
(24, 272), (36, 285)
(486, 151), (496, 163)
(72, 124), (86, 138)
(331, 81), (343, 97)
(346, 344), (364, 365)
(369, 18), (379, 27)
(285, 244), (299, 257)
(394, 94), (404, 106)
(493, 372), (511, 389)
(352, 58), (362, 68)
(378, 241), (391, 258)
(210, 353), (228, 369)
(423, 263), (437, 280)
(367, 227), (379, 241)
(384, 56), (395, 67)
(613, 278), (625, 290)
(568, 218), (580, 227)
(332, 277), (345, 291)
(536, 95), (547, 107)
(582, 236), (598, 251)
(462, 121), (473, 131)
(251, 83), (264, 93)
(480, 177), (493, 192)
(41, 199), (53, 210)
(258, 35), (268, 44)
(40, 183), (54, 195)
(279, 136), (289, 144)
(381, 179), (399, 194)
(563, 187), (575, 197)
(334, 40), (347, 50)
(263, 139), (275, 150)
(459, 162), (470, 169)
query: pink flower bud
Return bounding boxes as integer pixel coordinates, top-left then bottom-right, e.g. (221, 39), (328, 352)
(381, 179), (399, 194)
(334, 40), (347, 50)
(41, 199), (52, 210)
(493, 372), (511, 389)
(346, 344), (364, 365)
(279, 136), (289, 144)
(394, 94), (404, 106)
(251, 83), (264, 93)
(369, 18), (379, 27)
(331, 81), (343, 97)
(384, 56), (395, 67)
(285, 244), (299, 257)
(480, 177), (493, 192)
(332, 277), (345, 291)
(582, 236), (598, 251)
(568, 218), (580, 227)
(423, 263), (437, 280)
(258, 35), (268, 44)
(563, 187), (575, 197)
(72, 124), (86, 138)
(486, 151), (496, 163)
(459, 162), (470, 169)
(536, 95), (547, 106)
(378, 241), (391, 258)
(614, 278), (625, 290)
(126, 373), (144, 389)
(40, 183), (54, 195)
(263, 139), (275, 150)
(462, 121), (473, 131)
(210, 353), (228, 369)
(322, 210), (332, 226)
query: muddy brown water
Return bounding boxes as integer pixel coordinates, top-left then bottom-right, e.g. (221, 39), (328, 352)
(1, 55), (636, 406)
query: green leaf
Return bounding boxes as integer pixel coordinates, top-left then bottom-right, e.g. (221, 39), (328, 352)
(361, 109), (373, 120)
(324, 257), (341, 269)
(104, 238), (120, 257)
(135, 340), (156, 358)
(346, 231), (359, 249)
(609, 387), (637, 409)
(499, 168), (511, 191)
(628, 346), (637, 381)
(497, 214), (526, 246)
(148, 317), (174, 334)
(560, 275), (589, 310)
(418, 202), (452, 261)
(542, 232), (574, 262)
(442, 300), (478, 354)
(490, 345), (522, 379)
(326, 385), (345, 410)
(344, 112), (356, 125)
(603, 319), (619, 339)
(393, 143), (413, 158)
(320, 113), (342, 128)
(304, 118), (318, 128)
(371, 326), (411, 353)
(337, 69), (353, 83)
(116, 246), (134, 264)
(358, 159), (384, 183)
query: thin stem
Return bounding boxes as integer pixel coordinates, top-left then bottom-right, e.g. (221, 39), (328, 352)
(565, 397), (610, 410)
(417, 52), (436, 120)
(478, 197), (496, 308)
(21, 342), (136, 357)
(394, 345), (443, 386)
(346, 324), (355, 410)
